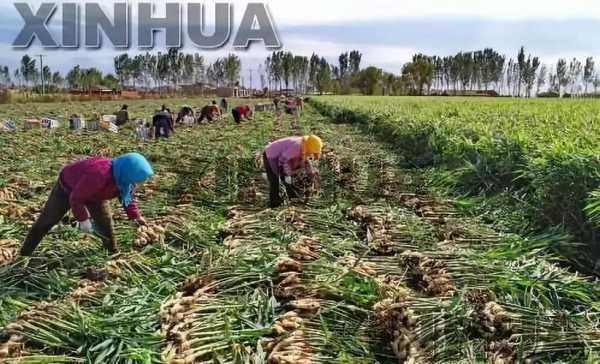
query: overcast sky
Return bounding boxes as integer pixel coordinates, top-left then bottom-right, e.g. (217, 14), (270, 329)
(2, 0), (600, 87)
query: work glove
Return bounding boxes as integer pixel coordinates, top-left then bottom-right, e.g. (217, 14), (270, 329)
(78, 219), (94, 234)
(284, 176), (293, 185)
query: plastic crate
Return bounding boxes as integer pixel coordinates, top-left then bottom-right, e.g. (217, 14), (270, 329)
(86, 120), (100, 130)
(70, 117), (86, 130)
(102, 115), (117, 123)
(40, 118), (60, 129)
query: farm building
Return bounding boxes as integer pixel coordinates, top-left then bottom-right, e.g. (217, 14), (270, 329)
(273, 89), (297, 97)
(181, 83), (217, 96)
(217, 87), (251, 98)
(69, 86), (117, 97)
(121, 89), (142, 99)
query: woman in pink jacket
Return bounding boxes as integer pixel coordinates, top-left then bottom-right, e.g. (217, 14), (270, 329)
(20, 153), (154, 256)
(263, 135), (323, 208)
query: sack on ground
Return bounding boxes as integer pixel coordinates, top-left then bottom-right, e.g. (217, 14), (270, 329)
(1, 120), (16, 131)
(135, 119), (150, 142)
(100, 115), (119, 133)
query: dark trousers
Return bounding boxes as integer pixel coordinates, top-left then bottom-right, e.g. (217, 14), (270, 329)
(263, 153), (298, 208)
(20, 181), (117, 256)
(154, 120), (171, 139)
(232, 109), (242, 124)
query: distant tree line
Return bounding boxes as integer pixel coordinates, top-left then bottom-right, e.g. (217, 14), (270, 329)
(5, 49), (241, 94)
(381, 47), (600, 97)
(264, 50), (364, 95)
(6, 47), (600, 98)
(114, 49), (242, 90)
(7, 55), (64, 92)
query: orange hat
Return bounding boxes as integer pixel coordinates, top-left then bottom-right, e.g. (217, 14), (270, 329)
(302, 135), (323, 160)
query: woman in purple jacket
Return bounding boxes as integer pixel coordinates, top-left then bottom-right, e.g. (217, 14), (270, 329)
(263, 135), (323, 208)
(20, 153), (154, 256)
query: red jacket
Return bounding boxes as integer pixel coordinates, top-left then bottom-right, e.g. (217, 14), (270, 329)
(235, 105), (251, 118)
(59, 157), (141, 222)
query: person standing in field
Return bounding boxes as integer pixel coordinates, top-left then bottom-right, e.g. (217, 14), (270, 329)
(220, 98), (229, 114)
(115, 105), (130, 126)
(153, 106), (175, 139)
(212, 100), (223, 120)
(263, 135), (323, 208)
(19, 153), (154, 256)
(296, 97), (304, 111)
(232, 105), (253, 124)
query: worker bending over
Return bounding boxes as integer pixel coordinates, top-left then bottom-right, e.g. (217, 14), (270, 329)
(232, 105), (253, 124)
(153, 106), (175, 139)
(198, 101), (222, 123)
(263, 135), (323, 208)
(176, 105), (195, 124)
(20, 153), (154, 256)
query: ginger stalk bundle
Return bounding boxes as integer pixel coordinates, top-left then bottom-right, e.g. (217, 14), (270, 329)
(488, 340), (516, 364)
(288, 236), (321, 261)
(267, 312), (314, 364)
(0, 239), (17, 266)
(401, 252), (455, 296)
(276, 257), (303, 273)
(275, 256), (305, 298)
(0, 187), (16, 201)
(68, 280), (106, 301)
(349, 206), (396, 255)
(338, 255), (378, 277)
(373, 299), (424, 364)
(134, 223), (166, 248)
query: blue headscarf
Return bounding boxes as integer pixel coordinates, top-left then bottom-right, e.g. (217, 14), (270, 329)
(111, 153), (154, 207)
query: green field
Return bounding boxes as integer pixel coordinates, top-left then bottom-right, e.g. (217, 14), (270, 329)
(311, 96), (600, 268)
(0, 98), (599, 363)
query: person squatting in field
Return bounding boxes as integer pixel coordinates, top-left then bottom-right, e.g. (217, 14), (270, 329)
(153, 105), (175, 139)
(20, 153), (155, 256)
(175, 105), (195, 124)
(115, 104), (130, 126)
(232, 105), (253, 124)
(263, 135), (323, 208)
(198, 101), (222, 123)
